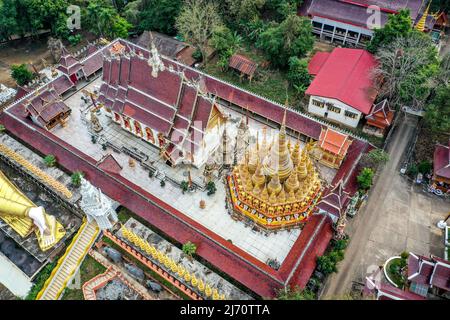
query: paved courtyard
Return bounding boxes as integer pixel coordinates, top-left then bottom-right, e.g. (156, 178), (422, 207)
(52, 79), (337, 264)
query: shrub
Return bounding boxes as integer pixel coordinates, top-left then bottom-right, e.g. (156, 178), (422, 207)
(287, 56), (311, 96)
(102, 144), (107, 151)
(43, 154), (56, 167)
(181, 180), (189, 193)
(68, 34), (82, 46)
(277, 286), (315, 300)
(11, 64), (34, 86)
(71, 171), (84, 187)
(417, 161), (432, 174)
(316, 255), (337, 275)
(149, 170), (154, 178)
(210, 26), (242, 56)
(0, 124), (5, 132)
(357, 167), (374, 191)
(192, 49), (203, 61)
(160, 180), (166, 187)
(400, 251), (409, 260)
(333, 239), (348, 251)
(206, 181), (216, 196)
(407, 164), (418, 176)
(25, 261), (57, 300)
(182, 241), (197, 256)
(91, 135), (97, 144)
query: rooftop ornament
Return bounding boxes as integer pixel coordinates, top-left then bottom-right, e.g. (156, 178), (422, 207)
(148, 42), (165, 78)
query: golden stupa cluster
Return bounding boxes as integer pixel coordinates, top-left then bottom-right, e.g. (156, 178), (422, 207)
(227, 112), (322, 230)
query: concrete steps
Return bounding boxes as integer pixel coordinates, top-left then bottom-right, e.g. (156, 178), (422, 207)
(37, 222), (100, 300)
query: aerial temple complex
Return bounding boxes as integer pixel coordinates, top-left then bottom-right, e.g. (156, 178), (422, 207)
(227, 112), (322, 230)
(0, 38), (374, 298)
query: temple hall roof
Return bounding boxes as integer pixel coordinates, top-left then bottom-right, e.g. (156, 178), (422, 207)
(318, 127), (352, 157)
(57, 47), (83, 76)
(366, 99), (394, 129)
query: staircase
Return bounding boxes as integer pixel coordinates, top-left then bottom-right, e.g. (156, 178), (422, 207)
(37, 221), (100, 300)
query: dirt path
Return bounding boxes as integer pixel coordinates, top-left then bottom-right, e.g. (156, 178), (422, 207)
(320, 113), (449, 298)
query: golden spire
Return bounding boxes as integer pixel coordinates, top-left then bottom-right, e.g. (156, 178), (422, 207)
(287, 190), (296, 203)
(251, 163), (266, 188)
(267, 172), (282, 195)
(260, 185), (269, 202)
(278, 188), (286, 203)
(296, 155), (308, 180)
(285, 170), (300, 193)
(416, 1), (431, 32)
(269, 191), (277, 204)
(252, 183), (262, 196)
(291, 139), (300, 167)
(245, 177), (253, 192)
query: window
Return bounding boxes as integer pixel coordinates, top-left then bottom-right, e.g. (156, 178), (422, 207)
(326, 103), (341, 114)
(344, 110), (358, 119)
(312, 99), (324, 108)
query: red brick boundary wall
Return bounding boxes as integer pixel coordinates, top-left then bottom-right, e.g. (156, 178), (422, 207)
(0, 110), (334, 298)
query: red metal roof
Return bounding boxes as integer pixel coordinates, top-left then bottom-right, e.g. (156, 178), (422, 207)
(308, 51), (330, 76)
(306, 48), (378, 114)
(434, 141), (450, 179)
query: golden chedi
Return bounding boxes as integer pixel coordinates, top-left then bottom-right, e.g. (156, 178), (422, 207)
(227, 111), (322, 230)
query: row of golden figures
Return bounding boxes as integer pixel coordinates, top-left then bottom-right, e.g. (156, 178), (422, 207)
(0, 171), (65, 251)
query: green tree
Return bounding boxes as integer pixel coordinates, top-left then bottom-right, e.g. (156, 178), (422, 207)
(43, 154), (56, 167)
(257, 13), (313, 68)
(287, 56), (311, 96)
(225, 0), (265, 24)
(176, 0), (224, 66)
(182, 241), (197, 256)
(316, 255), (337, 275)
(277, 286), (315, 300)
(424, 84), (450, 133)
(86, 0), (131, 39)
(71, 171), (84, 187)
(0, 0), (20, 41)
(367, 9), (413, 53)
(10, 64), (34, 86)
(180, 180), (189, 193)
(418, 160), (432, 174)
(357, 167), (374, 191)
(138, 0), (182, 35)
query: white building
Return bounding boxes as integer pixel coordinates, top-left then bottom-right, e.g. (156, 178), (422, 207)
(305, 48), (378, 128)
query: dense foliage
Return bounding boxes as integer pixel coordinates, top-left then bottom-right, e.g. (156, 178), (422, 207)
(287, 56), (311, 96)
(257, 13), (313, 68)
(10, 64), (34, 86)
(357, 167), (374, 191)
(367, 9), (413, 53)
(277, 286), (315, 300)
(424, 84), (450, 133)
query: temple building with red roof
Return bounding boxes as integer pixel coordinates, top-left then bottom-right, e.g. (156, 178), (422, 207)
(305, 48), (378, 128)
(432, 140), (450, 192)
(23, 85), (71, 130)
(408, 253), (450, 297)
(363, 99), (394, 137)
(314, 127), (352, 169)
(299, 0), (435, 47)
(98, 42), (227, 168)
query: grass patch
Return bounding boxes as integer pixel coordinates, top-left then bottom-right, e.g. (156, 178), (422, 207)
(61, 255), (107, 300)
(203, 47), (299, 107)
(385, 257), (407, 288)
(100, 236), (191, 300)
(117, 207), (132, 224)
(24, 261), (57, 300)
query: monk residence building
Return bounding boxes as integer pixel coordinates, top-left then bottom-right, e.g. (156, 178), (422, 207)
(299, 0), (438, 47)
(306, 47), (379, 128)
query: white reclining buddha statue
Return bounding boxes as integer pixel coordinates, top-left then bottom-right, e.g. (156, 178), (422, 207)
(0, 171), (65, 251)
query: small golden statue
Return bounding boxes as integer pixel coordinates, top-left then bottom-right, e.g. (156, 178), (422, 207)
(0, 171), (65, 251)
(199, 199), (206, 209)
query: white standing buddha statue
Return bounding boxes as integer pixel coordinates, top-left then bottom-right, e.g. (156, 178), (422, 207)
(79, 178), (118, 230)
